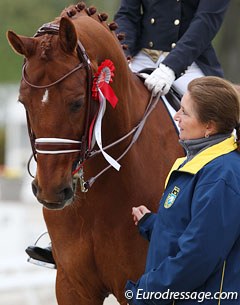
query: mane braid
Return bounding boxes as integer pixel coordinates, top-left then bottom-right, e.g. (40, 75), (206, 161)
(87, 6), (97, 16)
(67, 9), (77, 18)
(98, 13), (108, 22)
(76, 2), (86, 11)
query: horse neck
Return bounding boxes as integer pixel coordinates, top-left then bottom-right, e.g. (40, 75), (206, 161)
(73, 17), (151, 147)
(109, 72), (150, 133)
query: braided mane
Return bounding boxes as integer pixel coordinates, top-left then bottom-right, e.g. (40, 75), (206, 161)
(58, 2), (127, 49)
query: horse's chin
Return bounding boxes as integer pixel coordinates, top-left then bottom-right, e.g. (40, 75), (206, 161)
(38, 198), (74, 210)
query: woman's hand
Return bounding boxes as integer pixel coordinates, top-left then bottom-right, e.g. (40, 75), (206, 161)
(132, 205), (151, 226)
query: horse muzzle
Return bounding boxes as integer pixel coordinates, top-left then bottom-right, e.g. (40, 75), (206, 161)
(32, 179), (74, 210)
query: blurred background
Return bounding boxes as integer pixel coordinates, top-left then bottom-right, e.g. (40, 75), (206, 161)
(0, 1), (239, 304)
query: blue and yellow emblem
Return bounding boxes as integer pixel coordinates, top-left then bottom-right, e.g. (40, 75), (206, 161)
(164, 186), (180, 209)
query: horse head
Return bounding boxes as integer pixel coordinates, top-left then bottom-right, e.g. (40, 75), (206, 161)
(7, 3), (132, 210)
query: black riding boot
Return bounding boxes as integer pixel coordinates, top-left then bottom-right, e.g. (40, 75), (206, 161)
(25, 245), (56, 269)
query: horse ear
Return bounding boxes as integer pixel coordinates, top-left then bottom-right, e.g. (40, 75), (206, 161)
(59, 17), (77, 53)
(7, 30), (35, 57)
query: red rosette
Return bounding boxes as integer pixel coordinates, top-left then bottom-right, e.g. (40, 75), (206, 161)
(92, 59), (115, 101)
(89, 59), (118, 150)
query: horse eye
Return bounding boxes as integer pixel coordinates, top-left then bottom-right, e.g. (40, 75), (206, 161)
(70, 100), (83, 112)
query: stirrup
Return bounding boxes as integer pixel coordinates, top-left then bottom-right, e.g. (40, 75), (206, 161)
(26, 231), (56, 269)
(27, 257), (56, 269)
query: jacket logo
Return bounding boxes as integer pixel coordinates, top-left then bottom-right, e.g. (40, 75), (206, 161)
(164, 186), (180, 209)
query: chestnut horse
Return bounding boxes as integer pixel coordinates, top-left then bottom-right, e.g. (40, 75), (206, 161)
(7, 3), (183, 305)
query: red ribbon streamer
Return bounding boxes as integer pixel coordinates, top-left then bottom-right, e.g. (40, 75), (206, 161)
(100, 82), (118, 108)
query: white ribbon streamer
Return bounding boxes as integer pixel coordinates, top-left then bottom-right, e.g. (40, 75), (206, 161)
(93, 89), (121, 171)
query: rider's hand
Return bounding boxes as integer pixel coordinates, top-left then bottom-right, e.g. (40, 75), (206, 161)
(144, 63), (175, 96)
(132, 205), (151, 226)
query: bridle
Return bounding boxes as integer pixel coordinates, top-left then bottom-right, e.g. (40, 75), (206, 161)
(24, 22), (162, 192)
(24, 23), (93, 164)
(22, 62), (85, 89)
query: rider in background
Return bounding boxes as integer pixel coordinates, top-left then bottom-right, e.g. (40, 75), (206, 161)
(114, 0), (230, 96)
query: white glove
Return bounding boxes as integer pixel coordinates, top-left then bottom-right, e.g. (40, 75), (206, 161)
(144, 63), (175, 96)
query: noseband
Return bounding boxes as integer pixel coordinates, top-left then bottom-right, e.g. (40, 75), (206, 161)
(25, 23), (93, 162)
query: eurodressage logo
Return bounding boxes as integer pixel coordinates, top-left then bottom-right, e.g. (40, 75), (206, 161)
(164, 186), (180, 208)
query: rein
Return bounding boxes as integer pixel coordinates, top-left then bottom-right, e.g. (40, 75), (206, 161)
(24, 22), (161, 192)
(83, 92), (160, 189)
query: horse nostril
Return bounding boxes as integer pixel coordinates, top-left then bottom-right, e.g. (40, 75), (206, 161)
(61, 187), (74, 201)
(32, 180), (38, 197)
(31, 181), (73, 204)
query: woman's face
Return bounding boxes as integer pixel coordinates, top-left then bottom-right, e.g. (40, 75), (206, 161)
(174, 91), (208, 140)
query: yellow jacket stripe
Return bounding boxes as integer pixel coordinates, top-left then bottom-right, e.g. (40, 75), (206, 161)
(165, 136), (237, 188)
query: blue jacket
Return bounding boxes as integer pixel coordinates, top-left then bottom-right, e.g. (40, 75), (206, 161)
(114, 0), (230, 78)
(126, 136), (240, 304)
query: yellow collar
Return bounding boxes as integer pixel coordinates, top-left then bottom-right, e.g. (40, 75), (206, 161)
(165, 136), (237, 187)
